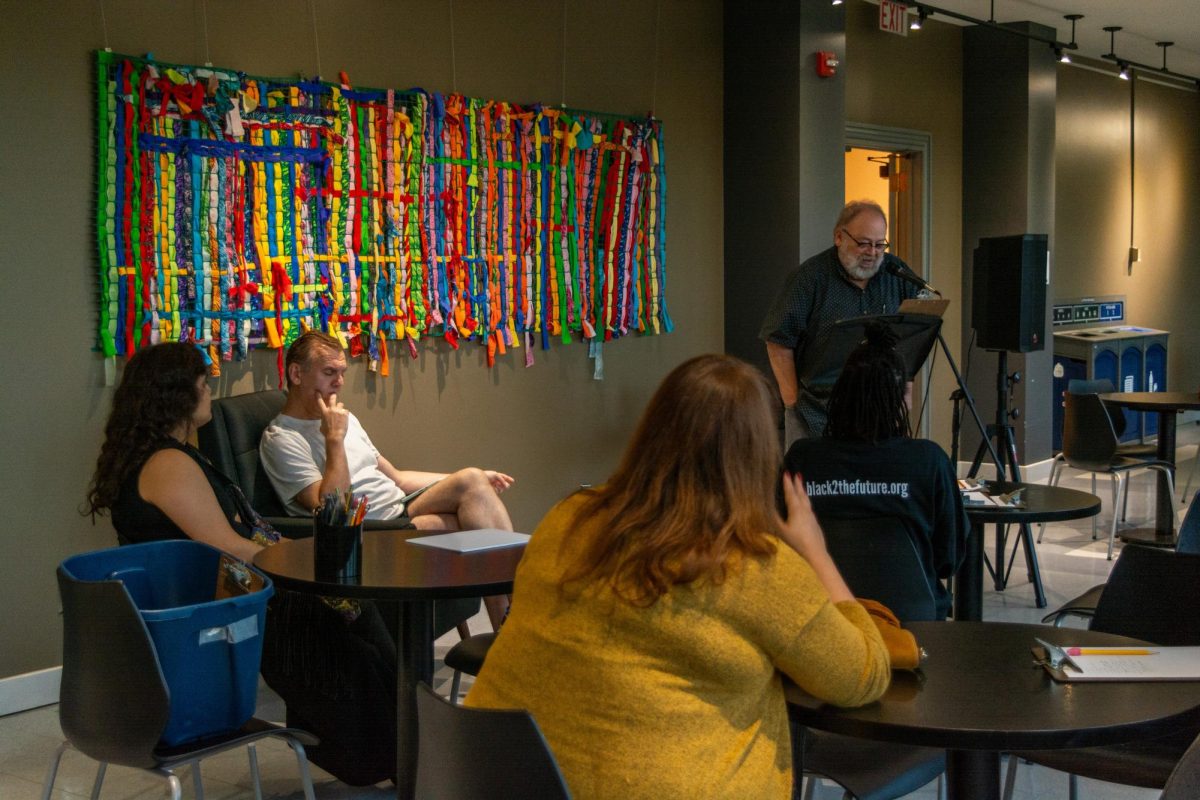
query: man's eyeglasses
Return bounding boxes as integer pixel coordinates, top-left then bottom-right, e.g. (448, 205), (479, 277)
(840, 228), (889, 252)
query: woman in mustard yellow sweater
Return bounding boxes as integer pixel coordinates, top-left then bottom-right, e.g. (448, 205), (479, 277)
(466, 354), (891, 799)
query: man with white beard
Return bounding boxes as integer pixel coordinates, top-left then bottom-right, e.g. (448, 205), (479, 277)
(760, 200), (919, 445)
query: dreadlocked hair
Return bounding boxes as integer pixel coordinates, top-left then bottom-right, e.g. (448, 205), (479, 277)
(824, 321), (911, 443)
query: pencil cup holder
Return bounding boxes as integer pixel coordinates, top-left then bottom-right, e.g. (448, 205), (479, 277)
(314, 520), (363, 582)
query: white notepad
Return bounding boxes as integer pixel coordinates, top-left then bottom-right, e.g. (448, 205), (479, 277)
(406, 529), (530, 553)
(1041, 646), (1200, 682)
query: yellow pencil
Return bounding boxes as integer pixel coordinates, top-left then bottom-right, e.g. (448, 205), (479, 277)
(1066, 647), (1155, 656)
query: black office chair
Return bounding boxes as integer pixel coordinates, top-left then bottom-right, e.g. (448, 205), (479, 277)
(1162, 731), (1200, 800)
(44, 565), (319, 800)
(415, 682), (571, 799)
(198, 389), (411, 539)
(197, 389), (479, 637)
(443, 631), (497, 704)
(1043, 488), (1200, 627)
(821, 516), (940, 623)
(1045, 392), (1175, 559)
(1005, 545), (1200, 800)
(1063, 379), (1156, 453)
(794, 516), (945, 800)
(1042, 382), (1157, 548)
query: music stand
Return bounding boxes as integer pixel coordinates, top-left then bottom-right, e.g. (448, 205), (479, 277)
(795, 313), (943, 403)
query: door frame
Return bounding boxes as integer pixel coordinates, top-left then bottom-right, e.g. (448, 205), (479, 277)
(846, 123), (933, 437)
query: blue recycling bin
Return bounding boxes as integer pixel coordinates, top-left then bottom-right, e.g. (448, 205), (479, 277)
(59, 540), (273, 746)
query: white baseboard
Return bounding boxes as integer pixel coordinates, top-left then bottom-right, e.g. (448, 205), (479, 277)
(0, 666), (61, 717)
(957, 457), (1056, 484)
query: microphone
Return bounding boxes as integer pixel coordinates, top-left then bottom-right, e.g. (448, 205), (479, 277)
(886, 262), (942, 297)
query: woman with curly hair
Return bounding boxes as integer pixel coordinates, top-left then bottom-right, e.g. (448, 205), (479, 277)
(465, 354), (890, 799)
(86, 342), (397, 786)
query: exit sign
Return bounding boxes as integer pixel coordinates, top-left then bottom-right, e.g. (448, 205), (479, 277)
(880, 0), (909, 36)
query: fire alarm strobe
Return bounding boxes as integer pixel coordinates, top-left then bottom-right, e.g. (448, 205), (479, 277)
(816, 51), (840, 77)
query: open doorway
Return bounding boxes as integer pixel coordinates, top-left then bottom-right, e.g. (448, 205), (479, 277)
(845, 127), (932, 435)
(844, 146), (923, 292)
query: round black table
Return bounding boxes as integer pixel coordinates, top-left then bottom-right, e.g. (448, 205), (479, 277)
(1101, 391), (1200, 547)
(787, 621), (1200, 800)
(253, 529), (525, 800)
(957, 481), (1100, 619)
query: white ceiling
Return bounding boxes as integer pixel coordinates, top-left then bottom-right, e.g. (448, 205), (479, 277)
(907, 0), (1200, 80)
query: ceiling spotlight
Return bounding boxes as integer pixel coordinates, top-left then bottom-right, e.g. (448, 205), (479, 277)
(1118, 62), (1130, 80)
(1054, 47), (1071, 64)
(831, 0), (843, 5)
(910, 7), (927, 31)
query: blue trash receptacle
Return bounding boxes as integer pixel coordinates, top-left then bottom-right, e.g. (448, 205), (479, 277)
(59, 540), (273, 746)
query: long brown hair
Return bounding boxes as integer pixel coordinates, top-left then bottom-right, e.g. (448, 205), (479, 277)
(85, 343), (208, 517)
(560, 354), (781, 606)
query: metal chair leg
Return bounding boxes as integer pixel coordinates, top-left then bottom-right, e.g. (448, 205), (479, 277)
(192, 761), (204, 799)
(40, 741), (69, 800)
(1108, 474), (1126, 560)
(1183, 448), (1197, 502)
(802, 774), (819, 800)
(286, 736), (319, 800)
(1068, 771), (1079, 800)
(1040, 460), (1064, 543)
(449, 670), (464, 704)
(90, 761), (107, 800)
(247, 743), (263, 800)
(1002, 754), (1019, 800)
(1093, 472), (1101, 539)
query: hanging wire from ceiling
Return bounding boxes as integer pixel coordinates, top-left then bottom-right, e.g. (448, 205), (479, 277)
(309, 0), (323, 80)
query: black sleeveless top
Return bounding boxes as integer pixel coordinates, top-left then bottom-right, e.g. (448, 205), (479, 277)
(112, 441), (255, 545)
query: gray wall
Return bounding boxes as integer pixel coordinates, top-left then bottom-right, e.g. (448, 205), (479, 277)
(1054, 64), (1200, 395)
(0, 0), (725, 679)
(723, 0), (846, 378)
(961, 22), (1057, 465)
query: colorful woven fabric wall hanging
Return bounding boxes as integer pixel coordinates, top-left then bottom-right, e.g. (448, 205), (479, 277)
(95, 51), (670, 377)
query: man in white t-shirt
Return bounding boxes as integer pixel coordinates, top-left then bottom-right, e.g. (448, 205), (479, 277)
(260, 330), (515, 625)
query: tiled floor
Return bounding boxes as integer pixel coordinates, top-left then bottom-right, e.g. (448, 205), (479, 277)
(4, 427), (1197, 799)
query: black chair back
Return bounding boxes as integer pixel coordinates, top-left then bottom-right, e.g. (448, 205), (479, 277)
(56, 566), (169, 768)
(198, 389), (289, 517)
(1062, 392), (1120, 473)
(820, 516), (939, 623)
(1162, 731), (1200, 800)
(1091, 545), (1200, 645)
(1177, 490), (1200, 555)
(415, 682), (570, 799)
(1067, 379), (1125, 437)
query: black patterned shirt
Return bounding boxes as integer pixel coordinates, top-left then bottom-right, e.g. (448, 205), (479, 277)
(760, 246), (918, 432)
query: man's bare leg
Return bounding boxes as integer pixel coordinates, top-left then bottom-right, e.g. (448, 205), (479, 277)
(408, 468), (513, 629)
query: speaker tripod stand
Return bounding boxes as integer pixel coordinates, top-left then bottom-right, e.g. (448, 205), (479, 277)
(966, 350), (1046, 608)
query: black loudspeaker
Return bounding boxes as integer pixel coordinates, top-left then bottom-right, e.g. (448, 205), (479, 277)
(972, 234), (1048, 352)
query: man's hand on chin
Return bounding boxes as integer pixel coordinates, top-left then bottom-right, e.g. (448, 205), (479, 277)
(317, 393), (350, 442)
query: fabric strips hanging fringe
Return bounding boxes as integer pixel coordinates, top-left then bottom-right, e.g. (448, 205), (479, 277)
(94, 51), (671, 379)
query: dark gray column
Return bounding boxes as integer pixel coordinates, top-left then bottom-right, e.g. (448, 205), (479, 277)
(961, 22), (1057, 466)
(723, 0), (846, 375)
